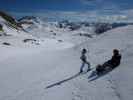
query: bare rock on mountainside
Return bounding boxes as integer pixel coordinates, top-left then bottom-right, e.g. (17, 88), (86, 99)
(2, 42), (11, 46)
(23, 39), (37, 43)
(94, 22), (130, 34)
(18, 16), (38, 25)
(57, 20), (132, 34)
(0, 24), (3, 31)
(0, 11), (22, 29)
(23, 39), (40, 45)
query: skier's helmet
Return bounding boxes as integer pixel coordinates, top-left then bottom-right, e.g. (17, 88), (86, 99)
(82, 48), (87, 54)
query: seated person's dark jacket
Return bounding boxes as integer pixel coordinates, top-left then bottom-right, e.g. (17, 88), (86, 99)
(96, 53), (121, 73)
(107, 54), (121, 67)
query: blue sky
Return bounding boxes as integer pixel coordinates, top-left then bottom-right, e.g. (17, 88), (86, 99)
(0, 0), (132, 12)
(0, 0), (132, 22)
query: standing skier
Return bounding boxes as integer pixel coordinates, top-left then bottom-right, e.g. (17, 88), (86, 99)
(80, 48), (91, 73)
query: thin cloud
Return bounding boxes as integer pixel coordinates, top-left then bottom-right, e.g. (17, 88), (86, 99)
(11, 9), (133, 22)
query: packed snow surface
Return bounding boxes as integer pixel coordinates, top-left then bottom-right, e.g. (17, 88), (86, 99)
(0, 19), (133, 100)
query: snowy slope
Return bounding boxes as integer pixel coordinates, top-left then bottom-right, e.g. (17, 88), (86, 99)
(0, 22), (133, 100)
(20, 17), (95, 41)
(0, 16), (74, 48)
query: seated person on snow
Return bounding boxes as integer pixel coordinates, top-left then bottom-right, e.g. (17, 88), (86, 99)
(96, 49), (122, 74)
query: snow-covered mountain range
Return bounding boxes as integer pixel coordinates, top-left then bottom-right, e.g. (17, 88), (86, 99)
(0, 11), (133, 100)
(19, 15), (133, 37)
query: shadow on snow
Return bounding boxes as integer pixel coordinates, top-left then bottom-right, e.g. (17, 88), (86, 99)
(45, 68), (93, 89)
(45, 72), (82, 89)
